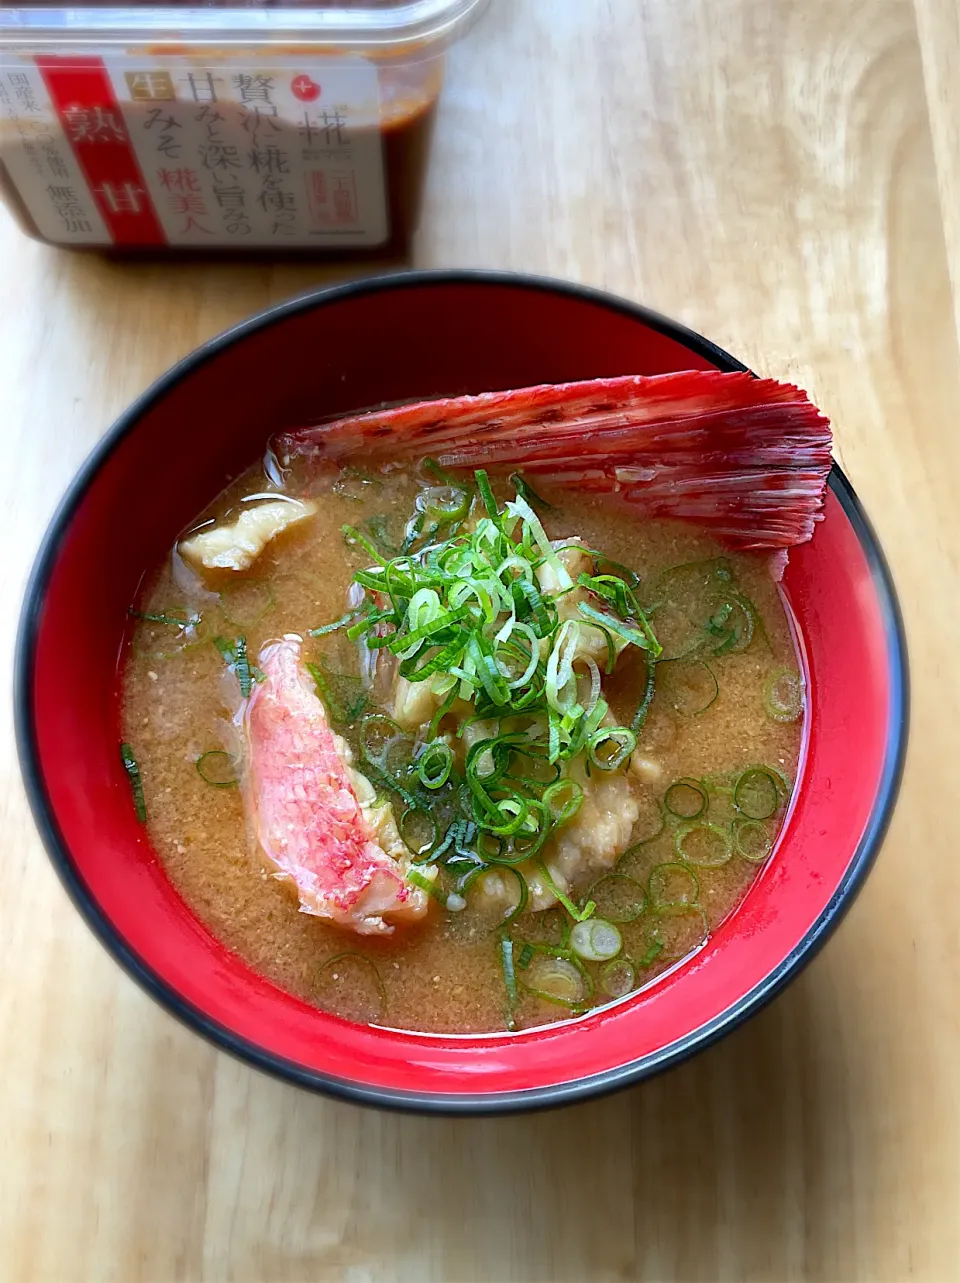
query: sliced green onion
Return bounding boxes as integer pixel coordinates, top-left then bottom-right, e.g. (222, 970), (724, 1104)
(577, 602), (661, 656)
(406, 866), (446, 903)
(581, 655), (602, 715)
(765, 668), (803, 722)
(400, 639), (464, 683)
(536, 859), (595, 922)
(521, 949), (593, 1008)
(600, 957), (636, 998)
(401, 510), (427, 553)
(506, 493), (573, 590)
(235, 637), (254, 697)
(334, 467), (383, 500)
(313, 952), (386, 1024)
(497, 624), (539, 690)
(422, 456), (459, 486)
(547, 710), (561, 764)
(675, 822), (733, 868)
(707, 592), (756, 655)
(498, 866), (530, 927)
(416, 740), (454, 790)
(475, 830), (505, 861)
(500, 936), (518, 1009)
(512, 576), (557, 638)
(570, 918), (622, 962)
(705, 601), (733, 635)
(664, 778), (708, 820)
(359, 713), (403, 764)
(214, 634), (253, 697)
(509, 471), (553, 510)
(305, 660), (366, 726)
(332, 464), (669, 863)
(362, 759), (419, 811)
(212, 635), (235, 665)
(399, 808), (437, 856)
(545, 619), (579, 713)
(733, 767), (780, 820)
(660, 659), (719, 716)
(586, 873), (646, 923)
(579, 571), (638, 618)
(120, 742), (146, 822)
(420, 484), (471, 523)
(129, 608), (199, 629)
(632, 659), (657, 732)
(647, 862), (699, 908)
(345, 607), (394, 642)
(342, 524), (387, 565)
(733, 818), (774, 863)
(363, 513), (399, 557)
(384, 736), (416, 778)
(219, 579), (274, 628)
(428, 686), (458, 740)
(485, 796), (533, 839)
(475, 469), (502, 526)
(637, 939), (665, 969)
(652, 556), (734, 601)
(542, 778), (583, 826)
(195, 750), (238, 788)
(649, 906), (710, 960)
(588, 726), (636, 771)
(469, 634), (511, 706)
(386, 606), (466, 656)
(309, 611), (357, 638)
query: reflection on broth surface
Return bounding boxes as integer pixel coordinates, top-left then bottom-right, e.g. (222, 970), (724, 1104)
(122, 456), (803, 1034)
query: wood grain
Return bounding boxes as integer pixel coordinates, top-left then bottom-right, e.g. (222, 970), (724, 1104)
(2, 0), (958, 1278)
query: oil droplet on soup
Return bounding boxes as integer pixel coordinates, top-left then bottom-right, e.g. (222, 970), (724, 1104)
(121, 460), (803, 1034)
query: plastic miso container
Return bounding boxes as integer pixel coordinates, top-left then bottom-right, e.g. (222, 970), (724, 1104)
(0, 0), (487, 252)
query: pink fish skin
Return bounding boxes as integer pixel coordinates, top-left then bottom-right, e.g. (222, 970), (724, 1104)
(242, 635), (428, 935)
(275, 370), (833, 550)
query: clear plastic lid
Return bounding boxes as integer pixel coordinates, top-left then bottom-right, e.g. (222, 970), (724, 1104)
(0, 0), (489, 52)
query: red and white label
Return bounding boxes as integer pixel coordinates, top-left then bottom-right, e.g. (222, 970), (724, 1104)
(0, 55), (387, 248)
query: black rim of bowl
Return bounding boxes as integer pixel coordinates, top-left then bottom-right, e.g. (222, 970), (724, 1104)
(14, 270), (909, 1116)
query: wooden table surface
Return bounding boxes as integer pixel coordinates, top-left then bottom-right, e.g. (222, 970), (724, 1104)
(3, 1), (959, 1279)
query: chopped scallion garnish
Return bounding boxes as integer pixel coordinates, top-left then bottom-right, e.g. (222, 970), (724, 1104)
(569, 918), (622, 962)
(500, 935), (518, 1011)
(733, 767), (780, 820)
(406, 867), (446, 903)
(765, 668), (803, 722)
(308, 611), (357, 638)
(416, 740), (454, 790)
(120, 742), (146, 822)
(509, 471), (553, 510)
(129, 608), (200, 629)
(195, 750), (238, 788)
(333, 470), (663, 932)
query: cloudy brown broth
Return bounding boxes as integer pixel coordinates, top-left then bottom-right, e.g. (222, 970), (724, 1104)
(122, 458), (803, 1034)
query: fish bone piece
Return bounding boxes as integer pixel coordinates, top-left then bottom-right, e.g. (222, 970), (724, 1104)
(242, 634), (429, 935)
(525, 766), (640, 911)
(392, 674), (441, 731)
(180, 498), (316, 572)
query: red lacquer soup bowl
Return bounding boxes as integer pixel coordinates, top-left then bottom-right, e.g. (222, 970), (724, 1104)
(15, 272), (908, 1114)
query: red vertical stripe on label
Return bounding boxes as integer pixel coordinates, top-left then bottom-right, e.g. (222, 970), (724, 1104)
(36, 56), (166, 247)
